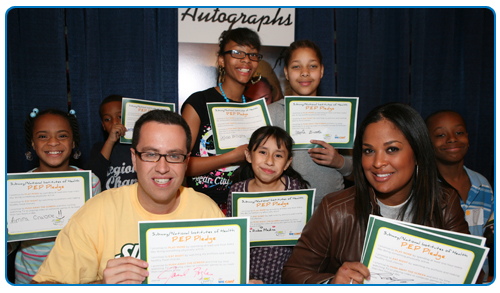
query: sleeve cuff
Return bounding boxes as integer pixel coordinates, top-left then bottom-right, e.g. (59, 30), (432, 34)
(335, 155), (353, 177)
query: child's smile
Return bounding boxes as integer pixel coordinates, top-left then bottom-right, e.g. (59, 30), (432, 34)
(246, 136), (292, 189)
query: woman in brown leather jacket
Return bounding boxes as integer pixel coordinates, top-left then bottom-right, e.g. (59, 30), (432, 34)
(282, 103), (471, 284)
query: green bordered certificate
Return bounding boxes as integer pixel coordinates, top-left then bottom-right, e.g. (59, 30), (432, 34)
(121, 98), (175, 144)
(207, 98), (271, 154)
(139, 217), (249, 284)
(284, 96), (359, 149)
(361, 215), (489, 284)
(231, 189), (315, 247)
(7, 171), (92, 242)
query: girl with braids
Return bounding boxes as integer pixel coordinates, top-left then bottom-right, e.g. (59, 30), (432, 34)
(12, 108), (101, 284)
(181, 27), (262, 213)
(227, 126), (309, 284)
(282, 103), (473, 284)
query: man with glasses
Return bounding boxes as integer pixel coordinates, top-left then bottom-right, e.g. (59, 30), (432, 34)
(32, 110), (224, 284)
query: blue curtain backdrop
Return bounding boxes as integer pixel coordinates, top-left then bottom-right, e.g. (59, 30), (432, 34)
(7, 8), (68, 173)
(65, 8), (178, 165)
(6, 7), (494, 183)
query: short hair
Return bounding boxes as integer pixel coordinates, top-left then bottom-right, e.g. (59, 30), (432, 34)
(25, 108), (81, 155)
(424, 109), (467, 130)
(99, 94), (123, 119)
(353, 103), (443, 229)
(283, 39), (323, 67)
(131, 110), (192, 153)
(217, 27), (261, 57)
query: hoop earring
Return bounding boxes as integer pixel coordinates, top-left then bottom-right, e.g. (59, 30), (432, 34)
(25, 151), (33, 161)
(218, 66), (225, 84)
(250, 73), (262, 85)
(73, 149), (81, 160)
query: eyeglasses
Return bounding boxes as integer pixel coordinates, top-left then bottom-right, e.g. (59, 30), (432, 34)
(134, 150), (187, 163)
(223, 50), (263, 61)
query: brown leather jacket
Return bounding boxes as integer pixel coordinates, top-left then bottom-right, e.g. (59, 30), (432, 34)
(282, 185), (472, 284)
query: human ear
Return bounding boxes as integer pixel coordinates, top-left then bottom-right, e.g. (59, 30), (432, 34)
(284, 67), (289, 81)
(320, 64), (324, 79)
(284, 157), (292, 171)
(244, 148), (252, 164)
(218, 54), (225, 68)
(131, 148), (137, 172)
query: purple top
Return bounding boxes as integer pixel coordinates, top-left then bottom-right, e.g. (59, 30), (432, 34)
(227, 175), (303, 284)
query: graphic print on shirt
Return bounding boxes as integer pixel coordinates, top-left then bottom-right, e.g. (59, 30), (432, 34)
(115, 243), (140, 259)
(106, 162), (137, 190)
(191, 124), (238, 191)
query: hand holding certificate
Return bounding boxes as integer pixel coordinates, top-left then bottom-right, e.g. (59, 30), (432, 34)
(121, 98), (175, 143)
(284, 96), (359, 149)
(139, 218), (249, 284)
(361, 215), (489, 284)
(207, 98), (272, 154)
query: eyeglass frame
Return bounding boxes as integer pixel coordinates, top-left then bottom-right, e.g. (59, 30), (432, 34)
(222, 49), (263, 61)
(134, 149), (188, 164)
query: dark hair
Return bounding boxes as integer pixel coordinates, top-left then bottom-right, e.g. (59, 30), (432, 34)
(245, 76), (273, 94)
(425, 109), (467, 130)
(235, 126), (309, 188)
(99, 94), (123, 119)
(24, 108), (81, 156)
(353, 103), (443, 229)
(131, 110), (192, 153)
(217, 28), (261, 83)
(276, 39), (323, 69)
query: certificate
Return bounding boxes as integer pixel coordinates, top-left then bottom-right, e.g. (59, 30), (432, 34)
(7, 171), (92, 242)
(139, 217), (249, 284)
(284, 96), (359, 149)
(207, 98), (272, 154)
(361, 215), (489, 284)
(231, 189), (315, 247)
(121, 98), (175, 144)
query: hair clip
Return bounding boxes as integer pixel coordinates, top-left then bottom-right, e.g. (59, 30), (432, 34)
(30, 108), (39, 118)
(69, 109), (76, 116)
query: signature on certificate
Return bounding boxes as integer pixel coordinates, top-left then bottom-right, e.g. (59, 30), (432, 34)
(158, 266), (214, 284)
(370, 272), (415, 284)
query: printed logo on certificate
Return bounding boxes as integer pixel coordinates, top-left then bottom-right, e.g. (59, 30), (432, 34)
(121, 98), (176, 144)
(231, 189), (315, 247)
(7, 171), (93, 242)
(284, 96), (359, 149)
(207, 98), (272, 154)
(139, 217), (249, 284)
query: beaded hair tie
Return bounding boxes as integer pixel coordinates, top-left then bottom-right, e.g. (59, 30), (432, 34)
(30, 108), (39, 118)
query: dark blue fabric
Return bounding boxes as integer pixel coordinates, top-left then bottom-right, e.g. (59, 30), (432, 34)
(410, 8), (494, 180)
(336, 8), (411, 123)
(66, 8), (178, 166)
(295, 8), (336, 97)
(6, 8), (494, 183)
(6, 8), (68, 173)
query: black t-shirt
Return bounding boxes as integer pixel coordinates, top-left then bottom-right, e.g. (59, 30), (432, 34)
(181, 87), (242, 204)
(84, 142), (137, 191)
